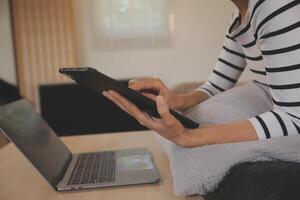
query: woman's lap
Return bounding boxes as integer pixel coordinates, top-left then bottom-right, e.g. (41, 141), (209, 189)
(156, 81), (300, 196)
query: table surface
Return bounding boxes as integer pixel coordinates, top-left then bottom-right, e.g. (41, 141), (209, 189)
(0, 130), (204, 200)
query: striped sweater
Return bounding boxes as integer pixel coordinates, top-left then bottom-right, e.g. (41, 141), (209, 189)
(198, 0), (300, 140)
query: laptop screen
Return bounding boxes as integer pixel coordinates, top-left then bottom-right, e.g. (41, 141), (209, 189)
(0, 100), (72, 189)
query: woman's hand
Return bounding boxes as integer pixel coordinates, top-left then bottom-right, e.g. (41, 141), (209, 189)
(102, 90), (199, 147)
(102, 89), (258, 147)
(129, 78), (210, 111)
(129, 78), (182, 110)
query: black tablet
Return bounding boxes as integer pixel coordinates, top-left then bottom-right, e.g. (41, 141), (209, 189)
(59, 67), (199, 129)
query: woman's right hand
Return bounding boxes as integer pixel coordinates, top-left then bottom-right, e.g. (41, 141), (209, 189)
(128, 78), (181, 110)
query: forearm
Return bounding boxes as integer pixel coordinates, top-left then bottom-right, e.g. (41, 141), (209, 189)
(185, 120), (258, 147)
(174, 90), (209, 111)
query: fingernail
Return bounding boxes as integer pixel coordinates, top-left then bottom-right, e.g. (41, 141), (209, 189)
(102, 91), (107, 96)
(129, 80), (135, 85)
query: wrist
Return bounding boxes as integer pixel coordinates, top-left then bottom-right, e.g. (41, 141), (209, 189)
(171, 93), (194, 111)
(171, 91), (209, 111)
(168, 94), (184, 110)
(177, 128), (206, 148)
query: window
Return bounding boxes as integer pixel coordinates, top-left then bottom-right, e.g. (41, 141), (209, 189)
(90, 0), (172, 49)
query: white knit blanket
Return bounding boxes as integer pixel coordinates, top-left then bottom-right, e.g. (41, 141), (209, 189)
(157, 134), (300, 196)
(156, 82), (300, 196)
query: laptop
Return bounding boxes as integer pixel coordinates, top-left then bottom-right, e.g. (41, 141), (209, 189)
(0, 99), (160, 191)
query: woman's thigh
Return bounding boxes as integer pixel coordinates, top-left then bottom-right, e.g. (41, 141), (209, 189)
(183, 81), (273, 125)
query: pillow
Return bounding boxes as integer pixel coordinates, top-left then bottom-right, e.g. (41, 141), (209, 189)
(207, 161), (300, 200)
(156, 134), (300, 196)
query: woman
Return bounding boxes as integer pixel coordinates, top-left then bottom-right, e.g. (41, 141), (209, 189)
(103, 0), (300, 148)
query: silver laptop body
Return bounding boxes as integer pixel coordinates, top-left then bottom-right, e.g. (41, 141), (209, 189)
(0, 99), (160, 191)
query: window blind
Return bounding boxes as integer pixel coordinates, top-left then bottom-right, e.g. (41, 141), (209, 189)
(90, 0), (172, 49)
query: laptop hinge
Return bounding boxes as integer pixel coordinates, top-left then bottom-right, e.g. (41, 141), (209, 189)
(53, 153), (73, 188)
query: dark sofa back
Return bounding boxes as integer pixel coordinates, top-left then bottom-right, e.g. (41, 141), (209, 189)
(39, 83), (146, 136)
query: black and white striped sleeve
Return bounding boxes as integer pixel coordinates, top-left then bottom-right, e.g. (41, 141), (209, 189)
(248, 0), (300, 139)
(196, 36), (247, 97)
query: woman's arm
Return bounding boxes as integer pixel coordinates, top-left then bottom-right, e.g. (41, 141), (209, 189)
(166, 90), (210, 111)
(196, 27), (247, 97)
(188, 120), (258, 147)
(103, 90), (257, 147)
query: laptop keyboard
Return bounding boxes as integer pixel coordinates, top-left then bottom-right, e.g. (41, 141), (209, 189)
(67, 151), (116, 185)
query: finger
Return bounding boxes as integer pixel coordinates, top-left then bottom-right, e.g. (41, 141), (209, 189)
(129, 78), (164, 92)
(143, 112), (162, 130)
(156, 96), (177, 127)
(108, 90), (151, 126)
(141, 92), (157, 101)
(128, 77), (151, 87)
(103, 91), (132, 116)
(107, 90), (137, 115)
(129, 79), (135, 84)
(128, 79), (136, 87)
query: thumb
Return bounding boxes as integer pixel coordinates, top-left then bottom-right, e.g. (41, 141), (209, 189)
(156, 96), (175, 127)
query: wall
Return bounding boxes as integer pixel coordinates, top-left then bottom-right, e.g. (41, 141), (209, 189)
(73, 0), (252, 88)
(11, 0), (77, 105)
(0, 0), (17, 85)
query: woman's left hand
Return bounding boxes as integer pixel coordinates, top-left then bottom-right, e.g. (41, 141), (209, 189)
(103, 90), (198, 147)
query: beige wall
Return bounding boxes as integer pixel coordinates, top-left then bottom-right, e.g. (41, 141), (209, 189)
(73, 0), (251, 88)
(0, 0), (17, 85)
